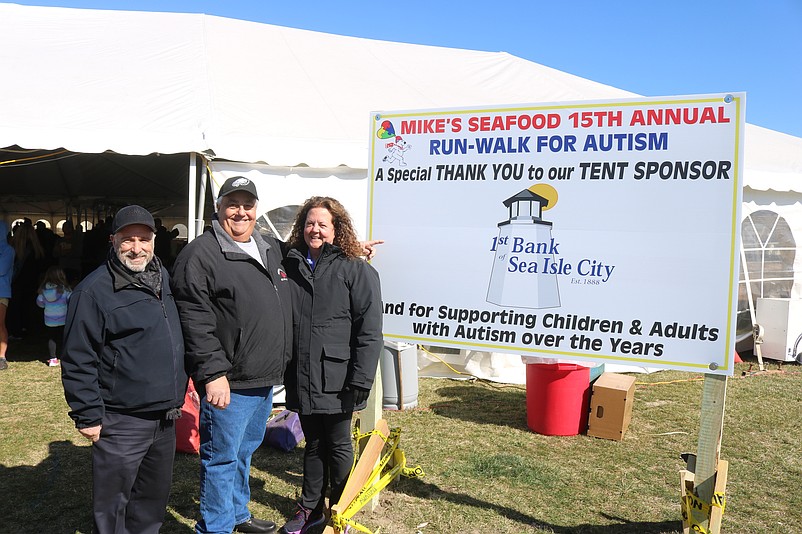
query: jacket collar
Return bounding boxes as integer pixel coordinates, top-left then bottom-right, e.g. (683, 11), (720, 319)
(290, 242), (342, 273)
(211, 218), (274, 274)
(107, 248), (163, 295)
(212, 219), (270, 254)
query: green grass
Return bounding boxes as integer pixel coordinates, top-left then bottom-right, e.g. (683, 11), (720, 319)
(1, 335), (800, 533)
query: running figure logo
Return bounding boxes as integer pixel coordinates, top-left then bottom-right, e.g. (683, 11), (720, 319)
(377, 120), (412, 166)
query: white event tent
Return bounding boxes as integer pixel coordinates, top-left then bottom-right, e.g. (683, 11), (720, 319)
(2, 3), (802, 380)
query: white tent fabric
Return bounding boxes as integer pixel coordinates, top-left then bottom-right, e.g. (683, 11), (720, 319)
(743, 125), (802, 193)
(0, 4), (209, 157)
(2, 3), (799, 184)
(0, 2), (637, 167)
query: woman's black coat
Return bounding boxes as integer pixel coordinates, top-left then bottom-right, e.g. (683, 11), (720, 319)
(283, 243), (383, 415)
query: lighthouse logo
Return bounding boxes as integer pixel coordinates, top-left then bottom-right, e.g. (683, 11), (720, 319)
(486, 184), (561, 309)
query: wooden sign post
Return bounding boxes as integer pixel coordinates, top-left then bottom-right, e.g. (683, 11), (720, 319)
(682, 373), (728, 534)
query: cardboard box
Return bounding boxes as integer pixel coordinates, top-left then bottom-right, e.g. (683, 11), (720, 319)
(587, 372), (636, 441)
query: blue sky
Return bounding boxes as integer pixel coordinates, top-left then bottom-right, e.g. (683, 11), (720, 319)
(12, 0), (802, 138)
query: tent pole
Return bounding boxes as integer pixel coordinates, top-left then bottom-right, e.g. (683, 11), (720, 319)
(188, 153), (197, 241)
(197, 158), (208, 236)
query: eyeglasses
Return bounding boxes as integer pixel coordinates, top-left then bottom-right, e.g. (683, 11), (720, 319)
(223, 201), (256, 211)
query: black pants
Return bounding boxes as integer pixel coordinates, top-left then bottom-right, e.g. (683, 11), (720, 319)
(298, 412), (353, 511)
(91, 411), (176, 534)
(46, 324), (64, 356)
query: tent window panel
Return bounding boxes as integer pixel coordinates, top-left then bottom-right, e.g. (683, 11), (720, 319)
(748, 211), (781, 243)
(765, 224), (795, 245)
(736, 281), (758, 339)
(763, 268), (795, 280)
(763, 249), (795, 278)
(749, 281), (762, 300)
(741, 223), (761, 248)
(737, 283), (751, 312)
(743, 250), (763, 277)
(256, 205), (301, 241)
(761, 279), (794, 298)
(736, 308), (753, 335)
(172, 224), (188, 239)
(737, 211), (796, 341)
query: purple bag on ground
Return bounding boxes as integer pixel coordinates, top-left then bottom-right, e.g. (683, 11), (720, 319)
(263, 410), (304, 452)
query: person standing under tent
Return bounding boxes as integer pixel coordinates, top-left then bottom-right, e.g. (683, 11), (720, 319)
(8, 220), (45, 339)
(154, 217), (179, 268)
(0, 221), (15, 370)
(36, 265), (72, 367)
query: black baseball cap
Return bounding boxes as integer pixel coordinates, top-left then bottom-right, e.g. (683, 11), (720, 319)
(111, 205), (156, 234)
(219, 176), (259, 200)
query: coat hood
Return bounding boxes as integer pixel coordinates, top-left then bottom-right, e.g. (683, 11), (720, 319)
(41, 283), (64, 302)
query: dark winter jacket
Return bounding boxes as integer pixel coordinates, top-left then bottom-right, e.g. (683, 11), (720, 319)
(170, 221), (292, 392)
(283, 243), (383, 414)
(61, 258), (187, 429)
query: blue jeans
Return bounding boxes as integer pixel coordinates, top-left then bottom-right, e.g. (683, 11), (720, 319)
(195, 387), (273, 534)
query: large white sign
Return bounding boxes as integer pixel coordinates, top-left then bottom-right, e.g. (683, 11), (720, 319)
(368, 94), (745, 375)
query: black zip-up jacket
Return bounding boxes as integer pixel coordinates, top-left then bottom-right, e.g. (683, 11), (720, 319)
(283, 243), (383, 414)
(170, 221), (292, 392)
(61, 259), (187, 429)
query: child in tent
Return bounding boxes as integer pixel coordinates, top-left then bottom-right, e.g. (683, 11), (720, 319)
(36, 266), (72, 366)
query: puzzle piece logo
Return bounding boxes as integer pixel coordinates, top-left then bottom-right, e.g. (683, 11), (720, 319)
(377, 120), (396, 139)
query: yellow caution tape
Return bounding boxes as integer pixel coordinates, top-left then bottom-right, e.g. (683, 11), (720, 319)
(711, 490), (726, 511)
(682, 488), (726, 534)
(328, 425), (423, 534)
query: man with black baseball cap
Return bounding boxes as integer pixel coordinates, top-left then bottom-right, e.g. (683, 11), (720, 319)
(172, 176), (287, 534)
(217, 175), (259, 199)
(110, 204), (157, 233)
(62, 205), (188, 534)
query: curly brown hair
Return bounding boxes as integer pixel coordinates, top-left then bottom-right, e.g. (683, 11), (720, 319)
(288, 197), (362, 259)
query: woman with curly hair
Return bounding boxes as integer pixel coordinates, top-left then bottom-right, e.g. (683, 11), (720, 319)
(280, 196), (383, 534)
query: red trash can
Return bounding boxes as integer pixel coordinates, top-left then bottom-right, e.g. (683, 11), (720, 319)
(526, 363), (591, 436)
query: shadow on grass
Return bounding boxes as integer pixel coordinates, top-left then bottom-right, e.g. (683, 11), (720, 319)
(249, 443), (312, 517)
(5, 329), (50, 364)
(170, 452), (202, 530)
(0, 440), (196, 533)
(0, 440), (93, 532)
(429, 383), (528, 429)
(394, 477), (682, 533)
(2, 440), (680, 534)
